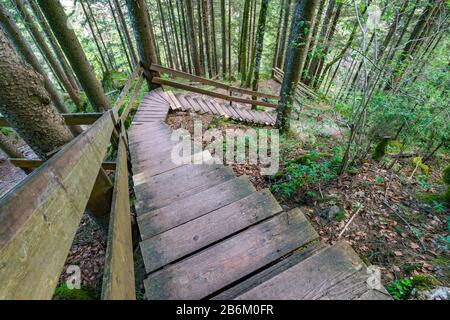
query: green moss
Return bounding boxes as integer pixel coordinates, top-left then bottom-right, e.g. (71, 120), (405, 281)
(412, 157), (429, 175)
(53, 283), (95, 300)
(415, 191), (444, 204)
(411, 274), (440, 290)
(333, 209), (346, 222)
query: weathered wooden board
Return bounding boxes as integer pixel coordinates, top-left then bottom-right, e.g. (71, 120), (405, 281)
(141, 188), (282, 273)
(152, 77), (278, 108)
(134, 166), (235, 213)
(137, 176), (256, 239)
(212, 241), (325, 300)
(0, 113), (102, 126)
(101, 132), (136, 300)
(0, 112), (114, 299)
(150, 64), (279, 100)
(144, 209), (318, 300)
(235, 241), (391, 300)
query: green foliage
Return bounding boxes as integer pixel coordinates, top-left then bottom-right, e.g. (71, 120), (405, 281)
(53, 283), (95, 300)
(386, 275), (439, 300)
(443, 165), (450, 185)
(411, 157), (429, 175)
(386, 277), (413, 300)
(0, 127), (12, 135)
(271, 148), (342, 199)
(333, 209), (346, 222)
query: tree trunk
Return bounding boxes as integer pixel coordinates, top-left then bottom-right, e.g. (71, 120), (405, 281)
(13, 0), (82, 110)
(0, 27), (112, 225)
(38, 0), (110, 112)
(156, 0), (174, 69)
(202, 0), (213, 77)
(79, 0), (110, 73)
(0, 4), (70, 116)
(220, 0), (226, 78)
(250, 0), (269, 99)
(126, 0), (159, 90)
(29, 0), (79, 92)
(228, 0), (231, 79)
(210, 0), (218, 76)
(276, 0), (320, 132)
(113, 0), (138, 67)
(108, 0), (133, 72)
(275, 0), (291, 70)
(197, 0), (206, 74)
(239, 0), (251, 85)
(177, 0), (192, 73)
(271, 0), (285, 78)
(185, 0), (202, 75)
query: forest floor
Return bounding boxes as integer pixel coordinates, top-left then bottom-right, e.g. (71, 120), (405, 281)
(165, 78), (450, 300)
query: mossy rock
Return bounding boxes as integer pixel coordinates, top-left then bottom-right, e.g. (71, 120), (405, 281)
(53, 283), (95, 300)
(412, 157), (430, 175)
(372, 138), (391, 161)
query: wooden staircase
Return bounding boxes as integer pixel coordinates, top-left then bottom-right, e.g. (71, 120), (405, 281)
(129, 89), (391, 300)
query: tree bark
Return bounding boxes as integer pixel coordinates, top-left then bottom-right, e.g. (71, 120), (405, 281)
(202, 0), (213, 77)
(276, 0), (320, 132)
(239, 0), (251, 85)
(29, 0), (79, 92)
(126, 0), (159, 90)
(197, 0), (206, 74)
(210, 0), (218, 76)
(0, 27), (112, 225)
(271, 0), (285, 78)
(113, 0), (138, 67)
(0, 4), (70, 116)
(275, 0), (291, 70)
(185, 0), (202, 75)
(13, 0), (82, 110)
(220, 0), (226, 78)
(38, 0), (110, 112)
(0, 131), (23, 159)
(250, 0), (269, 99)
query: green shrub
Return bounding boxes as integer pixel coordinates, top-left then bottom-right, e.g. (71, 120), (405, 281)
(53, 283), (95, 300)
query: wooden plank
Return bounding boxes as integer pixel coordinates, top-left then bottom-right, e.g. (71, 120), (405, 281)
(204, 98), (222, 115)
(144, 208), (318, 300)
(152, 77), (278, 108)
(141, 188), (282, 273)
(134, 166), (235, 213)
(9, 158), (116, 171)
(235, 241), (390, 300)
(195, 97), (216, 115)
(166, 91), (184, 111)
(137, 176), (256, 239)
(0, 113), (103, 127)
(150, 64), (279, 100)
(211, 100), (229, 117)
(212, 241), (325, 300)
(101, 131), (135, 300)
(174, 93), (194, 112)
(184, 95), (203, 113)
(0, 112), (114, 299)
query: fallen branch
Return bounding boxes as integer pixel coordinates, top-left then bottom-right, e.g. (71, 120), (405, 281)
(338, 206), (363, 239)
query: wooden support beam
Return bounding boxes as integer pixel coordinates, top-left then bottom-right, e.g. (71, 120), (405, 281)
(0, 111), (115, 299)
(150, 64), (279, 101)
(8, 158), (116, 171)
(101, 126), (135, 300)
(0, 113), (103, 127)
(119, 75), (145, 123)
(152, 77), (278, 109)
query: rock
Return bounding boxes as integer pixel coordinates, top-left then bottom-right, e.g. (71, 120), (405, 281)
(423, 287), (450, 300)
(320, 206), (341, 223)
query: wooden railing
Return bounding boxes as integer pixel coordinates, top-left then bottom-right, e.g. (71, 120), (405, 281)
(272, 67), (319, 102)
(149, 64), (279, 108)
(0, 64), (143, 300)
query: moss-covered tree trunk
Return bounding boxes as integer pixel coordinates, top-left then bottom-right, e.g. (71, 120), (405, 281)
(0, 27), (112, 226)
(275, 0), (320, 132)
(38, 0), (110, 112)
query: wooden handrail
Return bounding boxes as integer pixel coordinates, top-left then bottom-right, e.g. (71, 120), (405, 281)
(101, 125), (135, 299)
(150, 63), (280, 101)
(152, 77), (278, 109)
(0, 113), (103, 126)
(0, 63), (145, 300)
(8, 158), (116, 171)
(0, 111), (115, 299)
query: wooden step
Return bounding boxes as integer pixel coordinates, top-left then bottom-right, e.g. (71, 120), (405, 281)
(140, 188), (282, 273)
(137, 175), (257, 239)
(235, 241), (391, 300)
(144, 208), (318, 299)
(134, 166), (235, 213)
